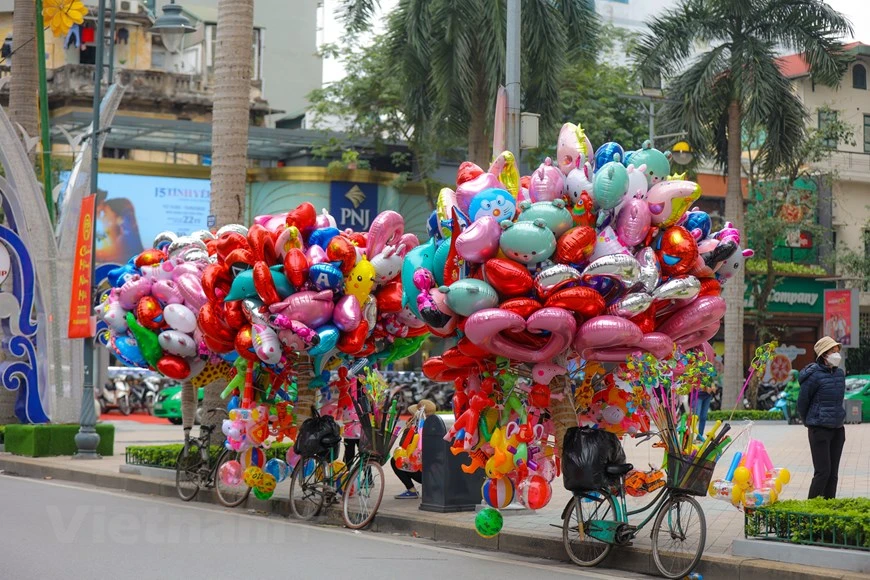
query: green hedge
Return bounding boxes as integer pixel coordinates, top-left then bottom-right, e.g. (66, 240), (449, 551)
(746, 498), (870, 549)
(126, 442), (294, 469)
(708, 410), (783, 421)
(0, 424), (5, 444)
(4, 423), (115, 456)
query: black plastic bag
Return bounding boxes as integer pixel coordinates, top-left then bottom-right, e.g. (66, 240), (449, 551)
(294, 409), (341, 457)
(561, 427), (626, 491)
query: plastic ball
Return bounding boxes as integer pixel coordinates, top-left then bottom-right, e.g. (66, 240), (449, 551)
(259, 473), (277, 494)
(475, 507), (504, 539)
(263, 458), (290, 483)
(517, 475), (552, 510)
(285, 447), (301, 470)
(243, 466), (264, 488)
(481, 477), (515, 509)
(253, 487), (274, 501)
(218, 459), (243, 487)
(240, 447), (266, 469)
(732, 466), (751, 488)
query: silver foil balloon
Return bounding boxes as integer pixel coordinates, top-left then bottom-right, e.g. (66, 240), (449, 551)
(190, 229), (217, 242)
(217, 224), (249, 237)
(242, 298), (270, 326)
(534, 264), (581, 299)
(635, 247), (660, 293)
(167, 236), (208, 258)
(581, 253), (641, 288)
(652, 276), (701, 301)
(607, 292), (654, 317)
(179, 248), (210, 264)
(153, 231), (177, 250)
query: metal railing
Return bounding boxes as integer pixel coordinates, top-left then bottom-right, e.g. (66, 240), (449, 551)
(745, 508), (869, 551)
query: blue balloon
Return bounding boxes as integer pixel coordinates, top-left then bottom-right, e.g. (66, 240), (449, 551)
(467, 188), (517, 222)
(108, 262), (139, 288)
(112, 335), (146, 367)
(427, 211), (442, 241)
(308, 227), (341, 249)
(309, 324), (339, 356)
(683, 211), (712, 239)
(309, 263), (344, 291)
(594, 142), (625, 173)
(221, 351), (239, 363)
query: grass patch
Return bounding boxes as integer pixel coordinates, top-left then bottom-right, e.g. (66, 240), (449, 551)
(4, 423), (114, 456)
(125, 442), (294, 469)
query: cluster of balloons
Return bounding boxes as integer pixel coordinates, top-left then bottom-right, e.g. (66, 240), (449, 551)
(198, 203), (427, 384)
(710, 439), (791, 509)
(98, 233), (226, 382)
(219, 455), (291, 500)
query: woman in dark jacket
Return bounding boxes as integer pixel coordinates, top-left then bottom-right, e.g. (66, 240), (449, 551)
(797, 336), (847, 499)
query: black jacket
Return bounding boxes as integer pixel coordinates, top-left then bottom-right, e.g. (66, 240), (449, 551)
(797, 362), (846, 428)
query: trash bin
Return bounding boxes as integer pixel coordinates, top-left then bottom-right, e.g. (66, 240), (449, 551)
(420, 414), (485, 513)
(844, 400), (863, 424)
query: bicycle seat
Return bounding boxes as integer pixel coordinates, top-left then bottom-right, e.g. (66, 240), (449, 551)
(606, 463), (634, 476)
(320, 434), (341, 447)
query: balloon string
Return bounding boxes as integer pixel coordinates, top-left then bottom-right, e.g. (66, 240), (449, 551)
(729, 367), (756, 422)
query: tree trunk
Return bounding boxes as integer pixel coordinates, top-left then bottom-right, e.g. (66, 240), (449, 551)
(199, 0), (255, 427)
(467, 73), (490, 168)
(209, 0), (254, 227)
(551, 375), (577, 454)
(9, 0), (38, 161)
(293, 357), (315, 423)
(722, 100), (745, 411)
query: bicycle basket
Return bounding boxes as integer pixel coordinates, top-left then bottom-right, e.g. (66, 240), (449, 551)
(665, 452), (715, 496)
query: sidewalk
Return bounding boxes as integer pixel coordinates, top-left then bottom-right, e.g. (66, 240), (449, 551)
(2, 421), (868, 579)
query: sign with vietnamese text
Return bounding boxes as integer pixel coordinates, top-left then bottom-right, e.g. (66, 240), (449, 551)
(330, 181), (378, 231)
(824, 289), (860, 348)
(68, 194), (97, 339)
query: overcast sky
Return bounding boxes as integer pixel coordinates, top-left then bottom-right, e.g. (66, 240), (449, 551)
(321, 0), (870, 84)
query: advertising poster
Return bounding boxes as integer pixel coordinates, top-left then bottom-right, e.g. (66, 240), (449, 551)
(330, 181), (379, 231)
(59, 172), (211, 264)
(823, 289), (860, 348)
(68, 195), (96, 338)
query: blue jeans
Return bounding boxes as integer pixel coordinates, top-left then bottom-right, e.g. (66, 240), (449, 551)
(694, 394), (713, 437)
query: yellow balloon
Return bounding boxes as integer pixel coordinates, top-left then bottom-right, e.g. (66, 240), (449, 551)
(778, 468), (791, 485)
(771, 479), (783, 494)
(708, 482), (716, 498)
(769, 489), (778, 504)
(345, 257), (376, 305)
(733, 466), (751, 487)
(730, 486), (744, 506)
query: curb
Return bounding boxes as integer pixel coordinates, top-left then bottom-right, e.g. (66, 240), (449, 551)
(0, 455), (864, 580)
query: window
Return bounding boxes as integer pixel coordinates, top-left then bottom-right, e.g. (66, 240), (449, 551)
(853, 64), (867, 89)
(818, 110), (838, 148)
(864, 114), (870, 153)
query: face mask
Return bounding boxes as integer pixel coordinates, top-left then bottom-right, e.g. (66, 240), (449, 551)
(826, 352), (842, 367)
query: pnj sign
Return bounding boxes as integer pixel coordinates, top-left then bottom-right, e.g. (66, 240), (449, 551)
(330, 181), (378, 231)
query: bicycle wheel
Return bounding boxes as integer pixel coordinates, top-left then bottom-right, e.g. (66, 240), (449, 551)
(175, 441), (203, 502)
(651, 494), (707, 579)
(214, 449), (252, 508)
(562, 492), (618, 567)
(342, 459), (385, 529)
(289, 455), (327, 520)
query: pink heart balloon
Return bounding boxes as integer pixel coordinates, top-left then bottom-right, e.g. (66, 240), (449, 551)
(574, 315), (643, 354)
(455, 216), (501, 263)
(333, 294), (362, 332)
(455, 172), (504, 215)
(464, 307), (576, 363)
(367, 210), (405, 258)
(656, 296), (726, 343)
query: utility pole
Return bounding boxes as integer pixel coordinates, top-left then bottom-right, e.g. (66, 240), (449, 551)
(505, 0), (520, 156)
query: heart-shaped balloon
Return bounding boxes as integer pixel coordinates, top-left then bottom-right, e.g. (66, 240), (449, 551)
(224, 300), (247, 329)
(581, 332), (674, 362)
(234, 325), (258, 361)
(157, 354), (191, 380)
(555, 226), (596, 265)
(656, 296), (726, 346)
(376, 280), (404, 313)
(464, 307), (577, 363)
(499, 297), (543, 319)
(333, 295), (361, 331)
(283, 248), (309, 289)
(574, 315), (643, 354)
(214, 232), (249, 261)
(337, 321), (369, 354)
(285, 202), (317, 233)
(456, 216), (501, 263)
(483, 258), (533, 298)
(326, 235), (357, 275)
(456, 161), (484, 186)
(456, 337), (493, 359)
(544, 287), (605, 319)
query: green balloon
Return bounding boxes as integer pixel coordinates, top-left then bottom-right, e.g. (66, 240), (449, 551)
(125, 312), (162, 368)
(385, 335), (428, 364)
(475, 507), (503, 539)
(253, 487), (274, 500)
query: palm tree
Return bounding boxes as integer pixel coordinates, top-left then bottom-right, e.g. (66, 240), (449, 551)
(635, 0), (851, 409)
(195, 0), (255, 430)
(9, 0), (38, 156)
(340, 0), (598, 167)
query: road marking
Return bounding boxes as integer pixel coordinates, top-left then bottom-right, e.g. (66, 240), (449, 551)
(3, 474), (638, 579)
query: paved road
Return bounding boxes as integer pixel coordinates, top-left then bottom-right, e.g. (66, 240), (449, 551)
(0, 475), (636, 580)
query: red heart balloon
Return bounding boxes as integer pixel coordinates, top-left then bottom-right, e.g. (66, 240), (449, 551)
(327, 235), (357, 275)
(347, 232), (368, 248)
(529, 384), (551, 408)
(456, 337), (493, 358)
(253, 261), (280, 305)
(631, 306), (656, 334)
(698, 277), (721, 297)
(198, 302), (236, 343)
(135, 249), (166, 268)
(235, 325), (258, 361)
(224, 300), (247, 330)
(499, 298), (542, 319)
(285, 202), (317, 233)
(225, 248), (256, 273)
(136, 296), (165, 331)
(456, 161), (484, 186)
(204, 334), (234, 354)
(376, 280), (403, 313)
(157, 354), (191, 381)
(442, 347), (479, 369)
(202, 264), (231, 303)
(247, 224), (277, 265)
(215, 232), (249, 261)
(338, 321), (369, 354)
(483, 258), (533, 298)
(555, 226), (596, 264)
(544, 287), (605, 319)
(283, 248), (309, 289)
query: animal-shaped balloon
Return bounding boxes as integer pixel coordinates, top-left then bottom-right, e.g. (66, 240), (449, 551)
(517, 200), (573, 236)
(716, 247), (754, 282)
(252, 324), (282, 364)
(369, 243), (407, 285)
(528, 157), (565, 202)
(456, 172), (504, 216)
(401, 238), (437, 317)
(499, 219), (557, 265)
(646, 180), (702, 227)
(627, 140), (671, 187)
(592, 160), (630, 210)
(345, 257), (376, 304)
(467, 188), (517, 223)
(556, 122), (594, 176)
(564, 161), (594, 205)
(653, 226), (699, 277)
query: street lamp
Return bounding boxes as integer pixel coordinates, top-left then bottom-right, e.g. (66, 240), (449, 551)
(151, 1), (195, 54)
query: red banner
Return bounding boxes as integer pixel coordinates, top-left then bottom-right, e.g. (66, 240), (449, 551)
(823, 289), (859, 348)
(68, 195), (97, 338)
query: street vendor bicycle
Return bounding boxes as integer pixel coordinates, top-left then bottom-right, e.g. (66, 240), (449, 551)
(175, 408), (252, 507)
(288, 432), (386, 529)
(560, 432), (708, 579)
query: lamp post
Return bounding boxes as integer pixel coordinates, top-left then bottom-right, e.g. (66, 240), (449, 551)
(505, 0), (521, 156)
(74, 0), (194, 458)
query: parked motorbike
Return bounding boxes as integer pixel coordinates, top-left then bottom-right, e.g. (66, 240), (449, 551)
(129, 373), (161, 414)
(96, 374), (131, 415)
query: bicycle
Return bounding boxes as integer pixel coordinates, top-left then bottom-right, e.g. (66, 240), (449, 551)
(288, 432), (386, 529)
(560, 432), (708, 579)
(175, 408), (252, 508)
